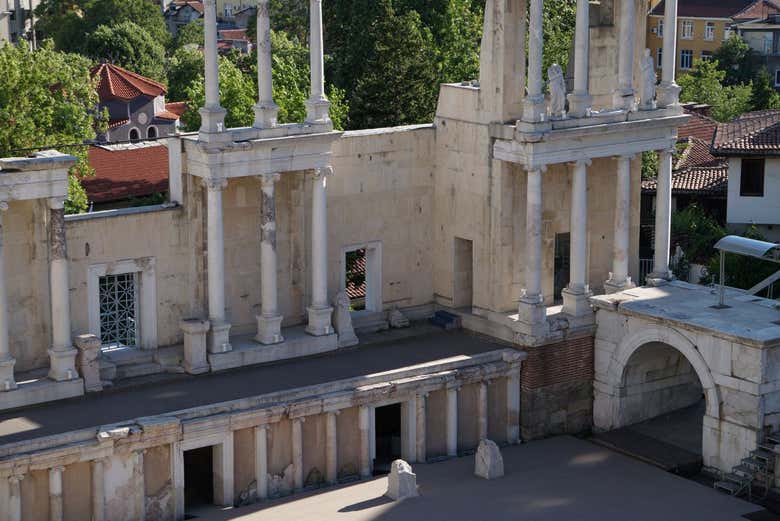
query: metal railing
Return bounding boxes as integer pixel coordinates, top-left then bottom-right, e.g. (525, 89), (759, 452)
(639, 258), (654, 286)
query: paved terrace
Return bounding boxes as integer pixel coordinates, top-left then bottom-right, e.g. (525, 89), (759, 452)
(0, 328), (506, 446)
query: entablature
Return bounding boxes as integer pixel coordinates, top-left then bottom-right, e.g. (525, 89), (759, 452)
(0, 151), (75, 202)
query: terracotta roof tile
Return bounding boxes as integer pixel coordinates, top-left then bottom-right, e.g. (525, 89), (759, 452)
(712, 109), (780, 155)
(733, 0), (780, 20)
(642, 166), (728, 195)
(219, 29), (247, 40)
(164, 101), (188, 117)
(346, 255), (366, 300)
(84, 144), (169, 204)
(91, 63), (167, 103)
(651, 0), (753, 18)
(678, 110), (717, 142)
(170, 0), (203, 14)
(107, 118), (130, 129)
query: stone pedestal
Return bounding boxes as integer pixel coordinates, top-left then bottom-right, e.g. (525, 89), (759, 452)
(0, 356), (16, 391)
(385, 460), (418, 501)
(255, 314), (284, 345)
(75, 334), (103, 392)
(562, 287), (593, 317)
(332, 292), (358, 347)
(181, 319), (211, 374)
(604, 276), (635, 294)
(306, 306), (334, 337)
(208, 321), (232, 354)
(48, 348), (78, 382)
(474, 439), (504, 480)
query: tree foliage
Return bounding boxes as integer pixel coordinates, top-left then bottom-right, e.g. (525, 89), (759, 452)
(751, 67), (780, 111)
(542, 0), (577, 76)
(712, 34), (755, 86)
(678, 59), (753, 122)
(83, 22), (167, 82)
(173, 20), (204, 51)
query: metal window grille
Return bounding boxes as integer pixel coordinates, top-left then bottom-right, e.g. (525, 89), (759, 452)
(99, 273), (139, 350)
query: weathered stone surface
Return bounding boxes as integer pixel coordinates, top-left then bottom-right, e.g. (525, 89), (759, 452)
(268, 464), (295, 497)
(74, 334), (102, 392)
(389, 307), (410, 328)
(474, 439), (504, 479)
(385, 459), (418, 501)
(332, 292), (358, 347)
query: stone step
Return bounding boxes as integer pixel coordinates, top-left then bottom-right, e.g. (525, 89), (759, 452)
(113, 362), (162, 380)
(741, 457), (768, 472)
(723, 472), (752, 485)
(714, 480), (742, 495)
(734, 464), (758, 476)
(750, 448), (774, 463)
(766, 433), (780, 445)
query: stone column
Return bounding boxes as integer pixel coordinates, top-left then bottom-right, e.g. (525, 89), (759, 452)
(8, 474), (23, 521)
(133, 451), (145, 519)
(562, 160), (593, 317)
(477, 382), (488, 441)
(49, 466), (64, 521)
(359, 405), (371, 478)
(254, 0), (279, 128)
(649, 149), (674, 283)
(255, 425), (268, 500)
(657, 0), (681, 107)
(416, 394), (427, 463)
(522, 0), (546, 122)
(48, 198), (78, 382)
(305, 0), (331, 124)
(325, 412), (338, 485)
(91, 459), (105, 521)
(292, 418), (304, 490)
(199, 0), (227, 136)
(256, 174), (284, 345)
(306, 167), (334, 336)
(518, 168), (545, 330)
(0, 201), (16, 391)
(605, 156), (636, 292)
(568, 0), (592, 117)
(506, 370), (521, 444)
(401, 397), (417, 463)
(613, 0), (636, 110)
(446, 387), (458, 457)
(205, 178), (232, 353)
(214, 435), (234, 507)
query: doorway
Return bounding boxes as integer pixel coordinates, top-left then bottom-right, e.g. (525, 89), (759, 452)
(453, 237), (474, 309)
(374, 403), (402, 475)
(554, 233), (571, 303)
(342, 241), (382, 312)
(184, 446), (214, 512)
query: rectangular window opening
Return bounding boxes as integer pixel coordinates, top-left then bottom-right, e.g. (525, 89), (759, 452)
(680, 49), (693, 70)
(554, 233), (571, 304)
(99, 272), (139, 351)
(740, 158), (765, 197)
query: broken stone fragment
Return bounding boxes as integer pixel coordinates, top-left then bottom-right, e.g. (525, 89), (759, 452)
(474, 439), (504, 480)
(389, 307), (410, 328)
(385, 459), (419, 501)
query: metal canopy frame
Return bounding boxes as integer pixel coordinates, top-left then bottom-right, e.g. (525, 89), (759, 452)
(713, 235), (780, 307)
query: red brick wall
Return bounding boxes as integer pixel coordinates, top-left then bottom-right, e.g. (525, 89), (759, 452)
(521, 335), (594, 391)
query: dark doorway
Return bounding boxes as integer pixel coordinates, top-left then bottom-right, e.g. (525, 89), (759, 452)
(374, 403), (402, 475)
(453, 237), (474, 309)
(554, 233), (571, 303)
(345, 248), (367, 311)
(184, 446), (214, 511)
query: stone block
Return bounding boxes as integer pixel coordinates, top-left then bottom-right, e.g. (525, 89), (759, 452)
(75, 334), (103, 392)
(332, 293), (358, 347)
(385, 460), (418, 501)
(389, 307), (410, 328)
(180, 319), (210, 375)
(474, 439), (504, 479)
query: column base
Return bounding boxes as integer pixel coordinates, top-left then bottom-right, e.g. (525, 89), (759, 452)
(306, 306), (334, 336)
(517, 294), (546, 326)
(253, 101), (279, 129)
(657, 82), (681, 108)
(604, 276), (636, 294)
(305, 98), (332, 126)
(181, 319), (211, 375)
(198, 106), (230, 142)
(522, 95), (547, 123)
(208, 321), (233, 354)
(567, 91), (592, 118)
(612, 88), (636, 111)
(255, 314), (284, 345)
(561, 287), (593, 317)
(0, 356), (16, 391)
(646, 271), (675, 287)
(47, 347), (79, 382)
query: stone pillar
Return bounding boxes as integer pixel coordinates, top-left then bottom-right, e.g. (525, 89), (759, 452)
(518, 168), (545, 330)
(306, 167), (334, 336)
(0, 202), (16, 391)
(446, 387), (458, 457)
(254, 0), (279, 128)
(48, 198), (78, 382)
(568, 0), (592, 117)
(605, 156), (636, 293)
(180, 319), (211, 374)
(305, 0), (331, 124)
(477, 382), (488, 441)
(649, 149), (674, 283)
(401, 397), (417, 463)
(522, 0), (546, 122)
(133, 451), (145, 519)
(172, 445), (184, 520)
(506, 370), (521, 444)
(214, 435), (234, 506)
(91, 459), (105, 521)
(199, 0), (227, 137)
(49, 466), (64, 521)
(657, 0), (681, 107)
(562, 160), (593, 317)
(415, 394), (427, 463)
(359, 405), (371, 478)
(255, 425), (268, 500)
(205, 178), (232, 353)
(256, 174), (284, 344)
(613, 0), (636, 110)
(8, 474), (23, 521)
(292, 418), (304, 490)
(325, 412), (338, 485)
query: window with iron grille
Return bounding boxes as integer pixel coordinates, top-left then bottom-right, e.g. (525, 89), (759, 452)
(99, 273), (139, 350)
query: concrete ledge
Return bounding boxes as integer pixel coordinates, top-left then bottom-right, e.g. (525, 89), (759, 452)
(0, 377), (84, 412)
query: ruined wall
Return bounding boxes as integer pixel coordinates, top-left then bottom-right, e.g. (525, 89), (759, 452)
(336, 406), (360, 479)
(425, 389), (448, 458)
(144, 444), (173, 521)
(233, 428), (256, 503)
(302, 414), (326, 487)
(488, 377), (509, 444)
(457, 383), (480, 452)
(20, 469), (49, 521)
(63, 462), (91, 521)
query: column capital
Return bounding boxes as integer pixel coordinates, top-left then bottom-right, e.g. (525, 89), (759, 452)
(312, 166), (333, 180)
(569, 159), (592, 168)
(526, 164), (547, 174)
(8, 474), (24, 484)
(613, 153), (638, 162)
(259, 173), (281, 188)
(203, 0), (215, 6)
(50, 465), (65, 474)
(203, 177), (228, 191)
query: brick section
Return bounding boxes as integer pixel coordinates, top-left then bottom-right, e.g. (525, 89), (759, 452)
(521, 335), (594, 391)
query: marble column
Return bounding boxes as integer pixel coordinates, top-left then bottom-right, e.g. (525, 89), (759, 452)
(613, 0), (636, 110)
(306, 167), (333, 336)
(401, 397), (417, 463)
(254, 0), (279, 128)
(649, 149), (674, 283)
(8, 474), (23, 521)
(48, 198), (77, 382)
(506, 370), (521, 444)
(199, 0), (227, 136)
(562, 160), (593, 317)
(415, 394), (427, 463)
(256, 174), (284, 345)
(657, 0), (681, 107)
(325, 412), (338, 485)
(605, 156), (636, 292)
(91, 459), (105, 521)
(206, 178), (232, 353)
(49, 466), (64, 521)
(214, 436), (234, 507)
(518, 168), (546, 329)
(0, 201), (16, 391)
(568, 0), (592, 117)
(446, 387), (458, 457)
(522, 0), (546, 122)
(292, 418), (304, 490)
(255, 425), (268, 500)
(477, 382), (488, 441)
(359, 405), (371, 478)
(305, 0), (331, 124)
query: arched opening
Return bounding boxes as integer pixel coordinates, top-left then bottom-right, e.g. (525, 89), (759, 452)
(147, 126), (158, 139)
(129, 128), (140, 141)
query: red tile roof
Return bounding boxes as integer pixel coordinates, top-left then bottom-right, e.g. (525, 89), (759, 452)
(218, 29), (247, 41)
(346, 255), (366, 300)
(84, 144), (169, 204)
(733, 0), (780, 20)
(170, 0), (203, 14)
(678, 110), (718, 142)
(651, 0), (753, 18)
(91, 63), (167, 103)
(165, 101), (188, 117)
(712, 109), (780, 155)
(643, 138), (729, 196)
(107, 118), (130, 129)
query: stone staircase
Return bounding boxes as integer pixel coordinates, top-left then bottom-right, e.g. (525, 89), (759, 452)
(714, 432), (779, 500)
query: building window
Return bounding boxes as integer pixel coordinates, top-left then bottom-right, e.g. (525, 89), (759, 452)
(705, 22), (715, 41)
(341, 241), (382, 313)
(680, 49), (693, 70)
(775, 69), (780, 87)
(740, 158), (765, 197)
(147, 126), (158, 139)
(701, 50), (713, 62)
(99, 273), (139, 350)
(681, 20), (694, 39)
(724, 26), (733, 40)
(658, 19), (664, 37)
(129, 128), (140, 141)
(656, 47), (663, 69)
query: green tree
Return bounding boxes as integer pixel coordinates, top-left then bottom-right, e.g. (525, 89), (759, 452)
(167, 47), (204, 102)
(543, 0), (576, 75)
(678, 59), (753, 122)
(0, 43), (102, 213)
(712, 34), (755, 86)
(83, 22), (167, 82)
(751, 67), (780, 111)
(173, 20), (204, 51)
(438, 0), (483, 83)
(704, 226), (778, 292)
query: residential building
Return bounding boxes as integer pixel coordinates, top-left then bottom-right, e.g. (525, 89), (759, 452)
(164, 0), (204, 36)
(733, 9), (780, 86)
(217, 0), (253, 21)
(92, 63), (186, 143)
(0, 0), (39, 46)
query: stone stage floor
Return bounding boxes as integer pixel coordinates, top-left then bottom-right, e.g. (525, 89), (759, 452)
(189, 436), (762, 521)
(0, 326), (506, 445)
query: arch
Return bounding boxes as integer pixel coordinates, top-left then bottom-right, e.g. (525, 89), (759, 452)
(129, 128), (141, 141)
(147, 125), (158, 139)
(607, 325), (720, 421)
